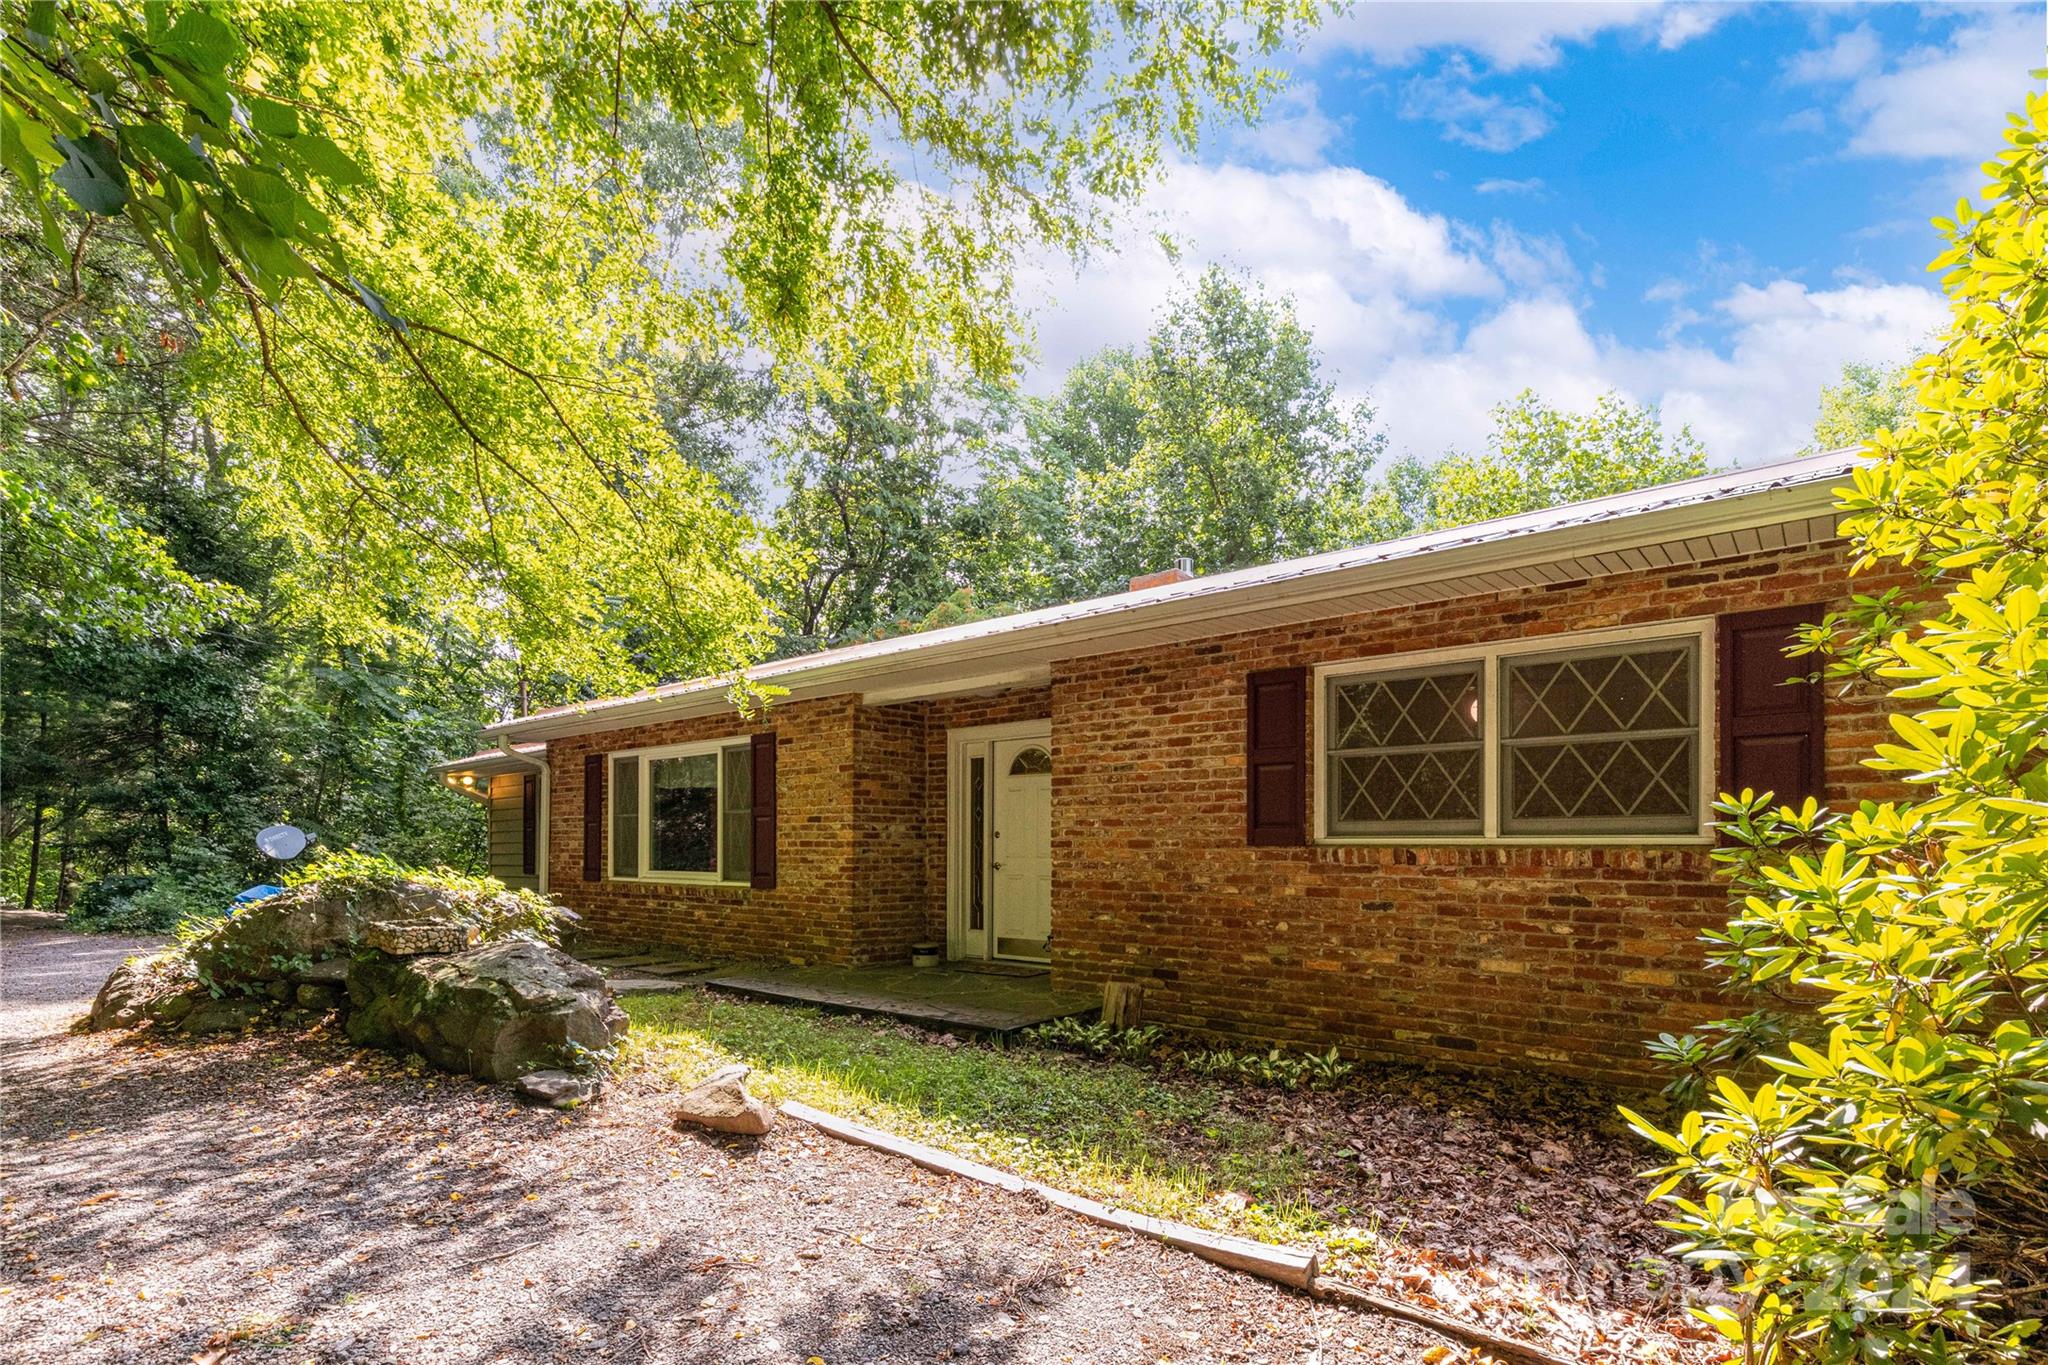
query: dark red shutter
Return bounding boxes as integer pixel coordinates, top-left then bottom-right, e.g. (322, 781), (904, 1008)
(1719, 604), (1826, 807)
(750, 731), (778, 890)
(521, 773), (538, 876)
(581, 754), (604, 881)
(1246, 666), (1308, 846)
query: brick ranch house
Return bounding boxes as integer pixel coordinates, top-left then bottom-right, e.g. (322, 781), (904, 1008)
(435, 450), (1905, 1085)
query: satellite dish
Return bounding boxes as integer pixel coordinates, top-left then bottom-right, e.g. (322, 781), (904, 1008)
(256, 823), (309, 861)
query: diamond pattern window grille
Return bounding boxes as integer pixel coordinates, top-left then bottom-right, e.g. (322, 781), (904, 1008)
(1502, 641), (1700, 834)
(1326, 665), (1483, 834)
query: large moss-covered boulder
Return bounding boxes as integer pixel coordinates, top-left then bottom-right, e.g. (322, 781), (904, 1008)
(186, 857), (564, 988)
(86, 952), (204, 1031)
(344, 940), (626, 1082)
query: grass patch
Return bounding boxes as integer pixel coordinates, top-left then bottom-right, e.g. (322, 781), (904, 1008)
(622, 991), (1330, 1244)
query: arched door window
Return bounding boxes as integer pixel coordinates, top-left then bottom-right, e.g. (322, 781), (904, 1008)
(1007, 745), (1052, 776)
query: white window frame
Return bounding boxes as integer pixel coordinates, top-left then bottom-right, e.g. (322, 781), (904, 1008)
(606, 737), (754, 886)
(1312, 618), (1717, 847)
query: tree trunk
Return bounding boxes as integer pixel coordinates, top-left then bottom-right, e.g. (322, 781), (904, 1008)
(21, 710), (49, 907)
(23, 803), (45, 908)
(1102, 981), (1145, 1031)
(55, 798), (78, 912)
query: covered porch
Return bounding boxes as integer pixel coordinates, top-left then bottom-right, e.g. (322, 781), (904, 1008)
(576, 941), (1095, 1035)
(703, 961), (1097, 1035)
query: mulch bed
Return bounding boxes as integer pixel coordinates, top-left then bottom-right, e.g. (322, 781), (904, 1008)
(3, 927), (1450, 1364)
(1166, 1063), (1724, 1360)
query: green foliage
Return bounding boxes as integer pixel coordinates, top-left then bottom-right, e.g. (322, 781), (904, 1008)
(1, 463), (247, 645)
(1644, 1009), (1796, 1110)
(1367, 389), (1714, 539)
(1624, 90), (2048, 1363)
(766, 367), (986, 652)
(1023, 1015), (1164, 1061)
(3, 1), (374, 307)
(1021, 1017), (1355, 1089)
(66, 841), (243, 933)
(1183, 1043), (1354, 1091)
(967, 268), (1383, 604)
(1805, 360), (1921, 455)
(283, 850), (569, 945)
(1, 181), (502, 916)
(4, 0), (1319, 688)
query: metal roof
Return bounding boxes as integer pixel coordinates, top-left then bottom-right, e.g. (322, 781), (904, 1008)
(486, 449), (1864, 743)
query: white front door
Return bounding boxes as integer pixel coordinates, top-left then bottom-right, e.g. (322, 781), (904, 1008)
(989, 736), (1053, 960)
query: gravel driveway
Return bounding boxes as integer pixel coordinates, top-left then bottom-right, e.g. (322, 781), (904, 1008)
(0, 925), (1440, 1364)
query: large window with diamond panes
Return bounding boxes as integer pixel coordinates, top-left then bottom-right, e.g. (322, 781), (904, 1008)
(1316, 625), (1710, 841)
(1500, 638), (1699, 835)
(1324, 664), (1484, 835)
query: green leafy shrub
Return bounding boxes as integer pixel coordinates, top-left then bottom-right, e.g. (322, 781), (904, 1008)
(1624, 89), (2048, 1364)
(1645, 1010), (1796, 1109)
(69, 875), (157, 930)
(1024, 1020), (1354, 1092)
(284, 849), (569, 945)
(1024, 1015), (1157, 1060)
(1179, 1043), (1352, 1091)
(69, 843), (246, 933)
(1302, 1045), (1355, 1090)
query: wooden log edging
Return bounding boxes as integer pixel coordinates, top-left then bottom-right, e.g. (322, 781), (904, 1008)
(1312, 1278), (1580, 1365)
(779, 1099), (1317, 1289)
(779, 1099), (1582, 1365)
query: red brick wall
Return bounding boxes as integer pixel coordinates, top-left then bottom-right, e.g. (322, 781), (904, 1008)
(544, 686), (1057, 966)
(533, 538), (1909, 1085)
(544, 696), (861, 963)
(1047, 541), (1905, 1086)
(852, 704), (931, 964)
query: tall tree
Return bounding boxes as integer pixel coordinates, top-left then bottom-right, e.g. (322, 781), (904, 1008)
(1805, 359), (1919, 453)
(4, 0), (1320, 692)
(968, 268), (1382, 605)
(1365, 390), (1713, 539)
(767, 370), (984, 653)
(0, 192), (494, 920)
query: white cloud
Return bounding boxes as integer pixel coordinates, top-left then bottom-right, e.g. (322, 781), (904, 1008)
(1651, 2), (1728, 51)
(1020, 160), (1500, 386)
(1399, 57), (1558, 151)
(1305, 0), (1702, 71)
(1018, 159), (1944, 468)
(1783, 23), (1880, 84)
(1477, 223), (1580, 292)
(1372, 278), (1945, 462)
(1791, 9), (2039, 161)
(1475, 176), (1547, 195)
(1232, 81), (1345, 169)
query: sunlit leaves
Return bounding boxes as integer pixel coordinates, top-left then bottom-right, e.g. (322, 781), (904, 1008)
(1367, 389), (1713, 541)
(1636, 88), (2048, 1364)
(3, 0), (1319, 692)
(0, 463), (249, 643)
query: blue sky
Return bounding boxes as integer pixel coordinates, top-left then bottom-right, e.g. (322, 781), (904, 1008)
(1016, 0), (2045, 465)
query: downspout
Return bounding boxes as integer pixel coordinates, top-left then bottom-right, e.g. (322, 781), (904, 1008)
(495, 743), (551, 896)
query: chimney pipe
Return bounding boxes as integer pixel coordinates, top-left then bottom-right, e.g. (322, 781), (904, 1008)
(1128, 558), (1195, 592)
